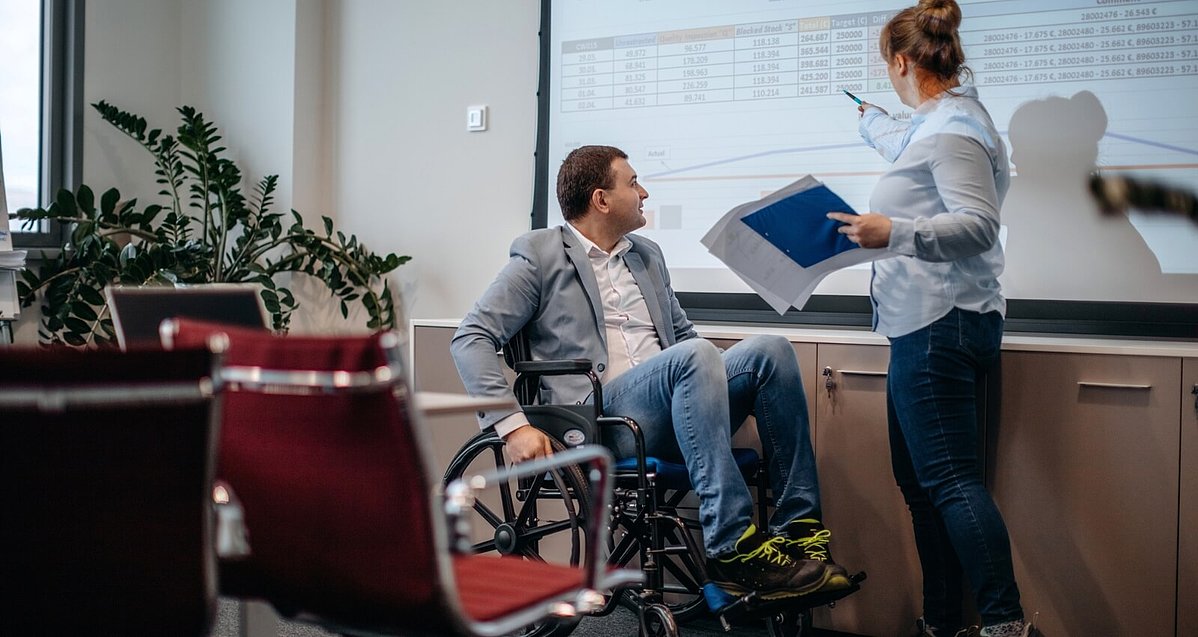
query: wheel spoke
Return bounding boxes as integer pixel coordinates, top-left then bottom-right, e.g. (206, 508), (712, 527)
(519, 518), (575, 544)
(513, 472), (551, 528)
(471, 499), (504, 530)
(470, 538), (499, 553)
(490, 444), (518, 521)
(547, 467), (582, 565)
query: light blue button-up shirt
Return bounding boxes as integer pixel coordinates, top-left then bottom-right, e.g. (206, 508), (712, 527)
(859, 86), (1010, 338)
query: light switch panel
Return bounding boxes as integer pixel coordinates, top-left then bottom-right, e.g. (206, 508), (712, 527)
(466, 105), (488, 132)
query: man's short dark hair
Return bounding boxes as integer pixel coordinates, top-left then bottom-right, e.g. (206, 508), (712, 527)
(556, 145), (628, 221)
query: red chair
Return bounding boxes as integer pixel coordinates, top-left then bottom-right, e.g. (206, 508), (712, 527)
(163, 318), (638, 636)
(0, 345), (221, 637)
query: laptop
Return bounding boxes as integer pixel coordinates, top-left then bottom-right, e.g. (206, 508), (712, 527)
(107, 284), (270, 349)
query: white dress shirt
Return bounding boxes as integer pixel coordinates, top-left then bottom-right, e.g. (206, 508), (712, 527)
(566, 222), (662, 382)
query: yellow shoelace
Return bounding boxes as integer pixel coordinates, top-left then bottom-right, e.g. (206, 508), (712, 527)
(789, 528), (831, 560)
(722, 535), (792, 566)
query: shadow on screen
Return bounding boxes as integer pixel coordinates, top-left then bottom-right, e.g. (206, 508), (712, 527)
(999, 90), (1179, 301)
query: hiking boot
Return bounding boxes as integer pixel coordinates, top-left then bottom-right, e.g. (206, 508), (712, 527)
(705, 524), (836, 600)
(778, 518), (852, 588)
(980, 616), (1035, 637)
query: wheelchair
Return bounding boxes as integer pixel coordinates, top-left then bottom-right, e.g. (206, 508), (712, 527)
(443, 331), (864, 637)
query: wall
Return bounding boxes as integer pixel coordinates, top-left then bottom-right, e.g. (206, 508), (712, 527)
(12, 0), (555, 343)
(325, 0), (541, 322)
(80, 0), (182, 211)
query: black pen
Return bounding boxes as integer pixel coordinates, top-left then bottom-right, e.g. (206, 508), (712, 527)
(842, 88), (863, 104)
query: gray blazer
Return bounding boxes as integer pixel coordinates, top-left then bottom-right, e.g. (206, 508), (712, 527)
(451, 225), (698, 430)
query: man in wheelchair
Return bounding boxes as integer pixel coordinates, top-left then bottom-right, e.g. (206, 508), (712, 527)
(451, 144), (853, 603)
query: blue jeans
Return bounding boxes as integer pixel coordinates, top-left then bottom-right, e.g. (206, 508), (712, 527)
(602, 335), (821, 557)
(887, 308), (1022, 629)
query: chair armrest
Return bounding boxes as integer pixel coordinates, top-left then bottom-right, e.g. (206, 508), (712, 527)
(444, 445), (637, 593)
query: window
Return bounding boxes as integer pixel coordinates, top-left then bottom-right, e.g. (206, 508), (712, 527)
(0, 0), (82, 248)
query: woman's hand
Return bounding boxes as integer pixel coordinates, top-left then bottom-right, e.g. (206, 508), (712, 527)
(828, 212), (892, 249)
(858, 101), (888, 118)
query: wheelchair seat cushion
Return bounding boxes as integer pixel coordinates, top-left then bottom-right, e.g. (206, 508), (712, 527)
(615, 447), (760, 490)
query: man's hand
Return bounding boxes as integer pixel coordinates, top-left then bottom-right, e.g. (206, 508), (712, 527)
(828, 211), (892, 249)
(503, 424), (554, 463)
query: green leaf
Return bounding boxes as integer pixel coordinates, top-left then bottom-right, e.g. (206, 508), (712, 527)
(79, 286), (106, 306)
(56, 189), (78, 215)
(119, 242), (138, 266)
(63, 316), (91, 335)
(100, 188), (121, 218)
(72, 301), (99, 321)
(77, 185), (96, 215)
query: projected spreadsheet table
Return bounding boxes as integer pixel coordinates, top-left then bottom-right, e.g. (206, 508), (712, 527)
(560, 1), (1198, 112)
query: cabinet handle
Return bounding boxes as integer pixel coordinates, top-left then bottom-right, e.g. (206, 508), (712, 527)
(1076, 381), (1152, 390)
(838, 369), (889, 377)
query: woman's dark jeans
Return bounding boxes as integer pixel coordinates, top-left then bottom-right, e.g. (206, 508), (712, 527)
(887, 307), (1023, 631)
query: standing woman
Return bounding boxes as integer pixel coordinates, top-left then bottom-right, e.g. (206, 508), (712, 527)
(827, 1), (1030, 636)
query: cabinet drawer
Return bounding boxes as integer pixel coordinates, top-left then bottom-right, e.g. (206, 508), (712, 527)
(996, 351), (1180, 637)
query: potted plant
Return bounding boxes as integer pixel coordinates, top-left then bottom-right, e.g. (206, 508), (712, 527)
(16, 101), (409, 346)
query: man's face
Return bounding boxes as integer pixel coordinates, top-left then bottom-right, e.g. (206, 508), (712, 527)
(603, 158), (649, 235)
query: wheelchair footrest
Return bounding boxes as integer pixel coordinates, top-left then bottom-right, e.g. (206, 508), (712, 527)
(703, 571), (867, 624)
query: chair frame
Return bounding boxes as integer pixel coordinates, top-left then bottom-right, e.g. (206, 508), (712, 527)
(0, 346), (223, 637)
(162, 320), (638, 637)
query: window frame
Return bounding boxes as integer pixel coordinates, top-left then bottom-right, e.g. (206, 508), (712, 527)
(10, 0), (83, 250)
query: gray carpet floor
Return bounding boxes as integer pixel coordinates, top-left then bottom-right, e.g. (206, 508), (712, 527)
(210, 598), (798, 636)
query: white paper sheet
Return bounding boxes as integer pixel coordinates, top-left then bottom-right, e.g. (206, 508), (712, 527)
(702, 175), (894, 314)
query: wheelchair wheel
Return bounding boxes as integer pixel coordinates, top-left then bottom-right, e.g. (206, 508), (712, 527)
(640, 602), (679, 637)
(442, 429), (592, 637)
(764, 608), (813, 637)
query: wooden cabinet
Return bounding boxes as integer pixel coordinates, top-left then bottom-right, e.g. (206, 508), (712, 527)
(810, 344), (923, 636)
(995, 352), (1180, 637)
(412, 322), (1198, 636)
(1180, 358), (1198, 637)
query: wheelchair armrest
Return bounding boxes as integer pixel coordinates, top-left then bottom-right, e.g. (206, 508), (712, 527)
(596, 416), (651, 494)
(513, 359), (593, 375)
(443, 445), (637, 593)
(512, 358), (604, 407)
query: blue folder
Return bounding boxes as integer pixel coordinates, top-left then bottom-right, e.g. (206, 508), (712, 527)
(740, 184), (858, 268)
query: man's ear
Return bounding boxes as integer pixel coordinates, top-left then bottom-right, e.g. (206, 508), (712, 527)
(590, 187), (609, 214)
